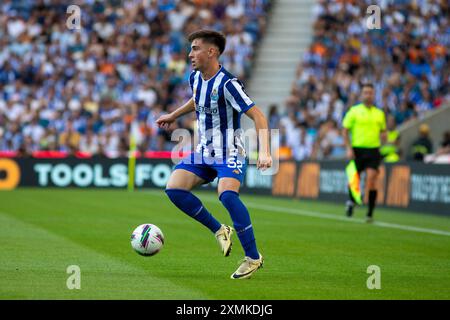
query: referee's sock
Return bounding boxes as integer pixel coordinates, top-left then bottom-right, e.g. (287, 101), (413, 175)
(346, 187), (355, 217)
(348, 187), (356, 204)
(219, 190), (260, 260)
(165, 189), (222, 233)
(367, 190), (377, 217)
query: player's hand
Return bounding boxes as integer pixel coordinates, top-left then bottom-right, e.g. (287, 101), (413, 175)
(156, 113), (175, 130)
(346, 147), (354, 160)
(257, 153), (272, 171)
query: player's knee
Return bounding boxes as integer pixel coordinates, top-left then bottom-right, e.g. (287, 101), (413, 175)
(165, 180), (180, 190)
(167, 169), (202, 190)
(367, 182), (377, 190)
(218, 179), (240, 197)
(166, 175), (188, 190)
(367, 178), (377, 189)
(366, 171), (378, 188)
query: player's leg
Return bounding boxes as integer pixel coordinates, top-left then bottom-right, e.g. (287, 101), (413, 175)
(166, 168), (204, 190)
(365, 168), (379, 222)
(218, 177), (263, 279)
(364, 148), (382, 222)
(165, 169), (222, 234)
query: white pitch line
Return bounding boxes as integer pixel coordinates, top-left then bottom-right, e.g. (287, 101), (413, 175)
(243, 201), (450, 237)
(146, 190), (450, 237)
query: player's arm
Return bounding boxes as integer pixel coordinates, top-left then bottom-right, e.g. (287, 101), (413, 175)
(245, 106), (272, 170)
(156, 98), (195, 129)
(223, 78), (272, 170)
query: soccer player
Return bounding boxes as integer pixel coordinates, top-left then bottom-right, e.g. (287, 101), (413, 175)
(156, 30), (272, 279)
(342, 83), (386, 223)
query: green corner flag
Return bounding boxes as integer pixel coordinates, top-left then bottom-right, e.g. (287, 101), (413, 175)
(346, 160), (362, 205)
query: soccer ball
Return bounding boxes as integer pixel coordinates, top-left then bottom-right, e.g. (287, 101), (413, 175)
(130, 224), (164, 256)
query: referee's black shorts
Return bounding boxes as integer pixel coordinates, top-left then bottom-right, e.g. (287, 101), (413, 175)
(353, 147), (382, 173)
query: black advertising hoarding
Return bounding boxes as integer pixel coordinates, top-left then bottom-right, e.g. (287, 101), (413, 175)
(8, 158), (174, 189)
(1, 157), (449, 215)
(407, 163), (450, 214)
(272, 160), (450, 216)
(0, 157), (272, 194)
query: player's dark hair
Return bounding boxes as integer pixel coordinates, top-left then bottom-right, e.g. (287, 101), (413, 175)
(188, 30), (226, 55)
(361, 83), (374, 89)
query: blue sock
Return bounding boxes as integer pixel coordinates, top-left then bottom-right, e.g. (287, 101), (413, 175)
(165, 189), (222, 233)
(219, 190), (259, 260)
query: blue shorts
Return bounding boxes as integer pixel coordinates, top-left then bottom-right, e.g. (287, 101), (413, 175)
(174, 152), (247, 184)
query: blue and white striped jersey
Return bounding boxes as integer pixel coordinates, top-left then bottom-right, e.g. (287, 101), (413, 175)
(189, 65), (255, 159)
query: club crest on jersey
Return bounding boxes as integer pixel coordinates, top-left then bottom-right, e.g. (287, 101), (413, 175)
(210, 89), (219, 102)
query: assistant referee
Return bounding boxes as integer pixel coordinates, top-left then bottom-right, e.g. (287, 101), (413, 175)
(342, 83), (386, 222)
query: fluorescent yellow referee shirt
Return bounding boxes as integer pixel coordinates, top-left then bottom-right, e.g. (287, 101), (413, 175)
(342, 103), (386, 148)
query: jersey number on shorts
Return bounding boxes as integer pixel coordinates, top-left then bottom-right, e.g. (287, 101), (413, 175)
(227, 158), (243, 174)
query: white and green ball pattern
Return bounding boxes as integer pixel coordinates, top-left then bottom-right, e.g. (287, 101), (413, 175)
(131, 224), (164, 256)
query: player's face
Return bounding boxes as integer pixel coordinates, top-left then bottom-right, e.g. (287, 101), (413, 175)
(361, 87), (375, 105)
(188, 39), (215, 71)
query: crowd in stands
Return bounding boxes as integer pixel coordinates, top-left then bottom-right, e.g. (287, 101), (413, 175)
(412, 125), (450, 163)
(1, 0), (449, 163)
(274, 0), (450, 162)
(0, 0), (271, 157)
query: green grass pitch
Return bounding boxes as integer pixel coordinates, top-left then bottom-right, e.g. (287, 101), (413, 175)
(1, 188), (449, 299)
